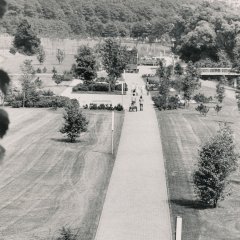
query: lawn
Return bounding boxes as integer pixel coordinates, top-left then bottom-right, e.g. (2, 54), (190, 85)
(0, 107), (124, 240)
(155, 84), (240, 240)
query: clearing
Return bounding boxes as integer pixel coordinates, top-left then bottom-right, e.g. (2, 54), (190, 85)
(0, 107), (124, 240)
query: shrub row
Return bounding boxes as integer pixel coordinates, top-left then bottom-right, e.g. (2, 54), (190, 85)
(83, 103), (124, 111)
(11, 96), (72, 109)
(72, 83), (127, 92)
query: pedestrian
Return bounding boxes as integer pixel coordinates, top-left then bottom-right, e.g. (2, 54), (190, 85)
(146, 82), (149, 95)
(139, 95), (144, 111)
(131, 93), (136, 105)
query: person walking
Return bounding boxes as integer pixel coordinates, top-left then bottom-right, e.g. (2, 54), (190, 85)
(139, 95), (144, 111)
(131, 93), (137, 106)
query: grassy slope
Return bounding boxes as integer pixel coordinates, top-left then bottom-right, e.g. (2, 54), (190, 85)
(0, 108), (124, 240)
(155, 85), (240, 240)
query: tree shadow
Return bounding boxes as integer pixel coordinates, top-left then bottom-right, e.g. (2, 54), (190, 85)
(171, 198), (209, 210)
(51, 138), (82, 143)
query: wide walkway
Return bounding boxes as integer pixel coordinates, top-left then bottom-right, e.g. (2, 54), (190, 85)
(95, 70), (172, 240)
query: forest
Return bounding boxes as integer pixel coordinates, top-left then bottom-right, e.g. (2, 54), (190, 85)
(2, 0), (240, 66)
(0, 0), (205, 39)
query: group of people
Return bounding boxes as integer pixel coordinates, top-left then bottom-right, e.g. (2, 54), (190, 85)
(131, 90), (144, 111)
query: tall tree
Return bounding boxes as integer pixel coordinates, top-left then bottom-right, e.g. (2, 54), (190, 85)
(13, 19), (41, 55)
(74, 45), (97, 84)
(100, 39), (128, 91)
(193, 124), (238, 208)
(182, 62), (200, 101)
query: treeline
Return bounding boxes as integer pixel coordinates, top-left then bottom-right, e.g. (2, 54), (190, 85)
(0, 0), (199, 38)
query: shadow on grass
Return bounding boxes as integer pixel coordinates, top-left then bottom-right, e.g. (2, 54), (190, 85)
(171, 199), (209, 210)
(51, 138), (83, 143)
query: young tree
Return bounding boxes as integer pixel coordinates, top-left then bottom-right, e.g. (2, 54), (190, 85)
(36, 46), (46, 64)
(52, 67), (57, 75)
(20, 60), (39, 107)
(13, 19), (41, 55)
(193, 124), (238, 208)
(195, 103), (209, 116)
(216, 76), (226, 103)
(214, 104), (222, 115)
(60, 100), (88, 142)
(73, 45), (97, 84)
(56, 49), (65, 64)
(100, 39), (128, 91)
(182, 62), (200, 102)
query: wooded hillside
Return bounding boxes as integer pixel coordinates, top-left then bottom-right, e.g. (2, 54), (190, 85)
(0, 0), (200, 38)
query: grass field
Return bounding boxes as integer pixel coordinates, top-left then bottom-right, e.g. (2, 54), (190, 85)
(0, 108), (124, 240)
(155, 83), (240, 240)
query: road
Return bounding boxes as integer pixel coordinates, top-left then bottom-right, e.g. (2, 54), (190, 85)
(94, 67), (172, 240)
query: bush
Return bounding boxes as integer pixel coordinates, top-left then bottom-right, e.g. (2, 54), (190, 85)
(11, 101), (22, 108)
(42, 67), (47, 73)
(34, 98), (52, 108)
(167, 96), (179, 110)
(9, 47), (16, 55)
(90, 83), (109, 92)
(115, 83), (128, 91)
(152, 95), (179, 110)
(106, 104), (114, 110)
(39, 89), (54, 96)
(98, 104), (106, 110)
(193, 93), (212, 103)
(89, 103), (98, 110)
(63, 71), (73, 81)
(114, 103), (124, 111)
(10, 95), (71, 109)
(83, 104), (88, 109)
(36, 68), (42, 73)
(53, 74), (64, 85)
(72, 84), (89, 92)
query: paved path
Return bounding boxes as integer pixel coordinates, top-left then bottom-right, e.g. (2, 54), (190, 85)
(95, 70), (172, 240)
